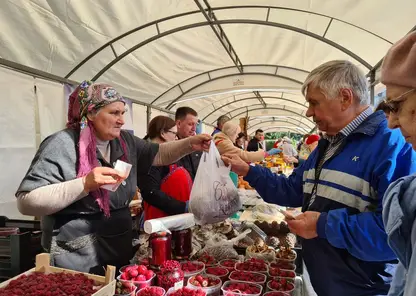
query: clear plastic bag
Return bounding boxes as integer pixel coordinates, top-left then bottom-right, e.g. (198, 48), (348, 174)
(189, 142), (241, 225)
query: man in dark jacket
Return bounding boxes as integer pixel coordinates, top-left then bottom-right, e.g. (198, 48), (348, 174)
(247, 129), (264, 151)
(175, 107), (201, 180)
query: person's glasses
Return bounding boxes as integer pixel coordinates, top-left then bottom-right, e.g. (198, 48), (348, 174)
(166, 130), (177, 136)
(385, 89), (415, 113)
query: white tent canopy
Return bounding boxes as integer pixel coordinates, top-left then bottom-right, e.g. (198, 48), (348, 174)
(1, 0), (415, 134)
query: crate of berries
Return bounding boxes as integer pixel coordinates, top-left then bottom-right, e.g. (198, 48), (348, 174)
(0, 253), (116, 296)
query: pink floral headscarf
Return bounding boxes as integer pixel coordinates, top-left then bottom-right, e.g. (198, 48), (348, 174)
(67, 81), (127, 217)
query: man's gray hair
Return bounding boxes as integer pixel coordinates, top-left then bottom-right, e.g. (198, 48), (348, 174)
(217, 115), (230, 126)
(302, 60), (370, 105)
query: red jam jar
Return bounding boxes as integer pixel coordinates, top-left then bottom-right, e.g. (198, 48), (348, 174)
(172, 228), (192, 259)
(149, 232), (172, 267)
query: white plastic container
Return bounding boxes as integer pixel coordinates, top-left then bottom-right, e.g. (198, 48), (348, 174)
(116, 273), (155, 290)
(187, 274), (222, 296)
(136, 286), (166, 296)
(267, 267), (296, 279)
(181, 261), (205, 284)
(228, 271), (267, 285)
(266, 278), (295, 295)
(221, 280), (263, 296)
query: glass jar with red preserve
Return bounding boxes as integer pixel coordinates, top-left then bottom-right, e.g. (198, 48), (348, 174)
(149, 232), (172, 267)
(172, 228), (192, 259)
(157, 260), (184, 291)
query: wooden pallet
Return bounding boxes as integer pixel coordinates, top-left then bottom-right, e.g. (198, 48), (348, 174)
(0, 253), (116, 296)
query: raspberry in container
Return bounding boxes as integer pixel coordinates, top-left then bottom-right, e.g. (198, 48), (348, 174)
(221, 280), (263, 296)
(234, 258), (268, 274)
(267, 267), (296, 279)
(263, 292), (291, 296)
(166, 286), (207, 295)
(219, 259), (240, 272)
(181, 261), (205, 284)
(228, 271), (266, 286)
(269, 261), (296, 271)
(187, 274), (222, 296)
(266, 278), (295, 295)
(205, 266), (229, 282)
(197, 253), (218, 267)
(136, 286), (166, 296)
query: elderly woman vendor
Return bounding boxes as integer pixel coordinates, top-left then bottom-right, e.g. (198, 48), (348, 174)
(15, 81), (210, 274)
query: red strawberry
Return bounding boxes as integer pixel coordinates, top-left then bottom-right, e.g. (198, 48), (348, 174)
(137, 265), (147, 275)
(144, 269), (154, 280)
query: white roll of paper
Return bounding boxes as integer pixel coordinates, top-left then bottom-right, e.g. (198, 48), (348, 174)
(144, 213), (196, 234)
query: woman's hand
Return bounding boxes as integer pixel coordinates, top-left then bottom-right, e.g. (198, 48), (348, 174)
(189, 134), (211, 151)
(83, 167), (125, 193)
(221, 154), (250, 177)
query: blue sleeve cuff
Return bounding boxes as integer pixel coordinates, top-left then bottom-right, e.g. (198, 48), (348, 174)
(317, 212), (328, 239)
(244, 165), (261, 183)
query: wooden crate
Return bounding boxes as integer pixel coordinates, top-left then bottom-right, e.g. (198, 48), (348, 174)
(0, 253), (116, 296)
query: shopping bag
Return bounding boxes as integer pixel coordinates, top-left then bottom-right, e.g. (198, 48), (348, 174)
(189, 142), (241, 225)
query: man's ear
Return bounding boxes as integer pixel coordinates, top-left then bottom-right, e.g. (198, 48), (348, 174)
(340, 88), (354, 111)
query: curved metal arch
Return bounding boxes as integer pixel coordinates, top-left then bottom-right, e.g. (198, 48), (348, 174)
(247, 119), (311, 132)
(202, 96), (308, 121)
(66, 5), (390, 79)
(89, 19), (372, 83)
(251, 126), (303, 135)
(165, 72), (303, 110)
(152, 64), (309, 105)
(221, 106), (315, 125)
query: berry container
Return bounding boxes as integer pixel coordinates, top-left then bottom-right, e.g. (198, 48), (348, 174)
(181, 261), (205, 284)
(228, 271), (267, 285)
(219, 259), (240, 272)
(205, 266), (229, 282)
(267, 268), (296, 279)
(262, 292), (291, 296)
(234, 260), (268, 275)
(166, 286), (207, 295)
(187, 274), (222, 296)
(116, 273), (155, 290)
(269, 261), (296, 271)
(136, 286), (166, 296)
(266, 278), (295, 295)
(221, 280), (263, 296)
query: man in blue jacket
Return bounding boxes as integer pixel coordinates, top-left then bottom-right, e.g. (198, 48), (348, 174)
(222, 60), (416, 296)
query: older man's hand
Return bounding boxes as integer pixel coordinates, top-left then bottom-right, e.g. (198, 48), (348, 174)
(221, 154), (250, 177)
(286, 211), (321, 239)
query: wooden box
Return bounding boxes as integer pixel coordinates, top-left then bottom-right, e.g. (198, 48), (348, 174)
(0, 253), (116, 296)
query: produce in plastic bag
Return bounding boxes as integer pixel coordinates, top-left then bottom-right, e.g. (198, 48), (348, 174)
(189, 142), (241, 225)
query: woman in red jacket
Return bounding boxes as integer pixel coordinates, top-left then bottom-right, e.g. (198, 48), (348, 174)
(140, 116), (192, 220)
